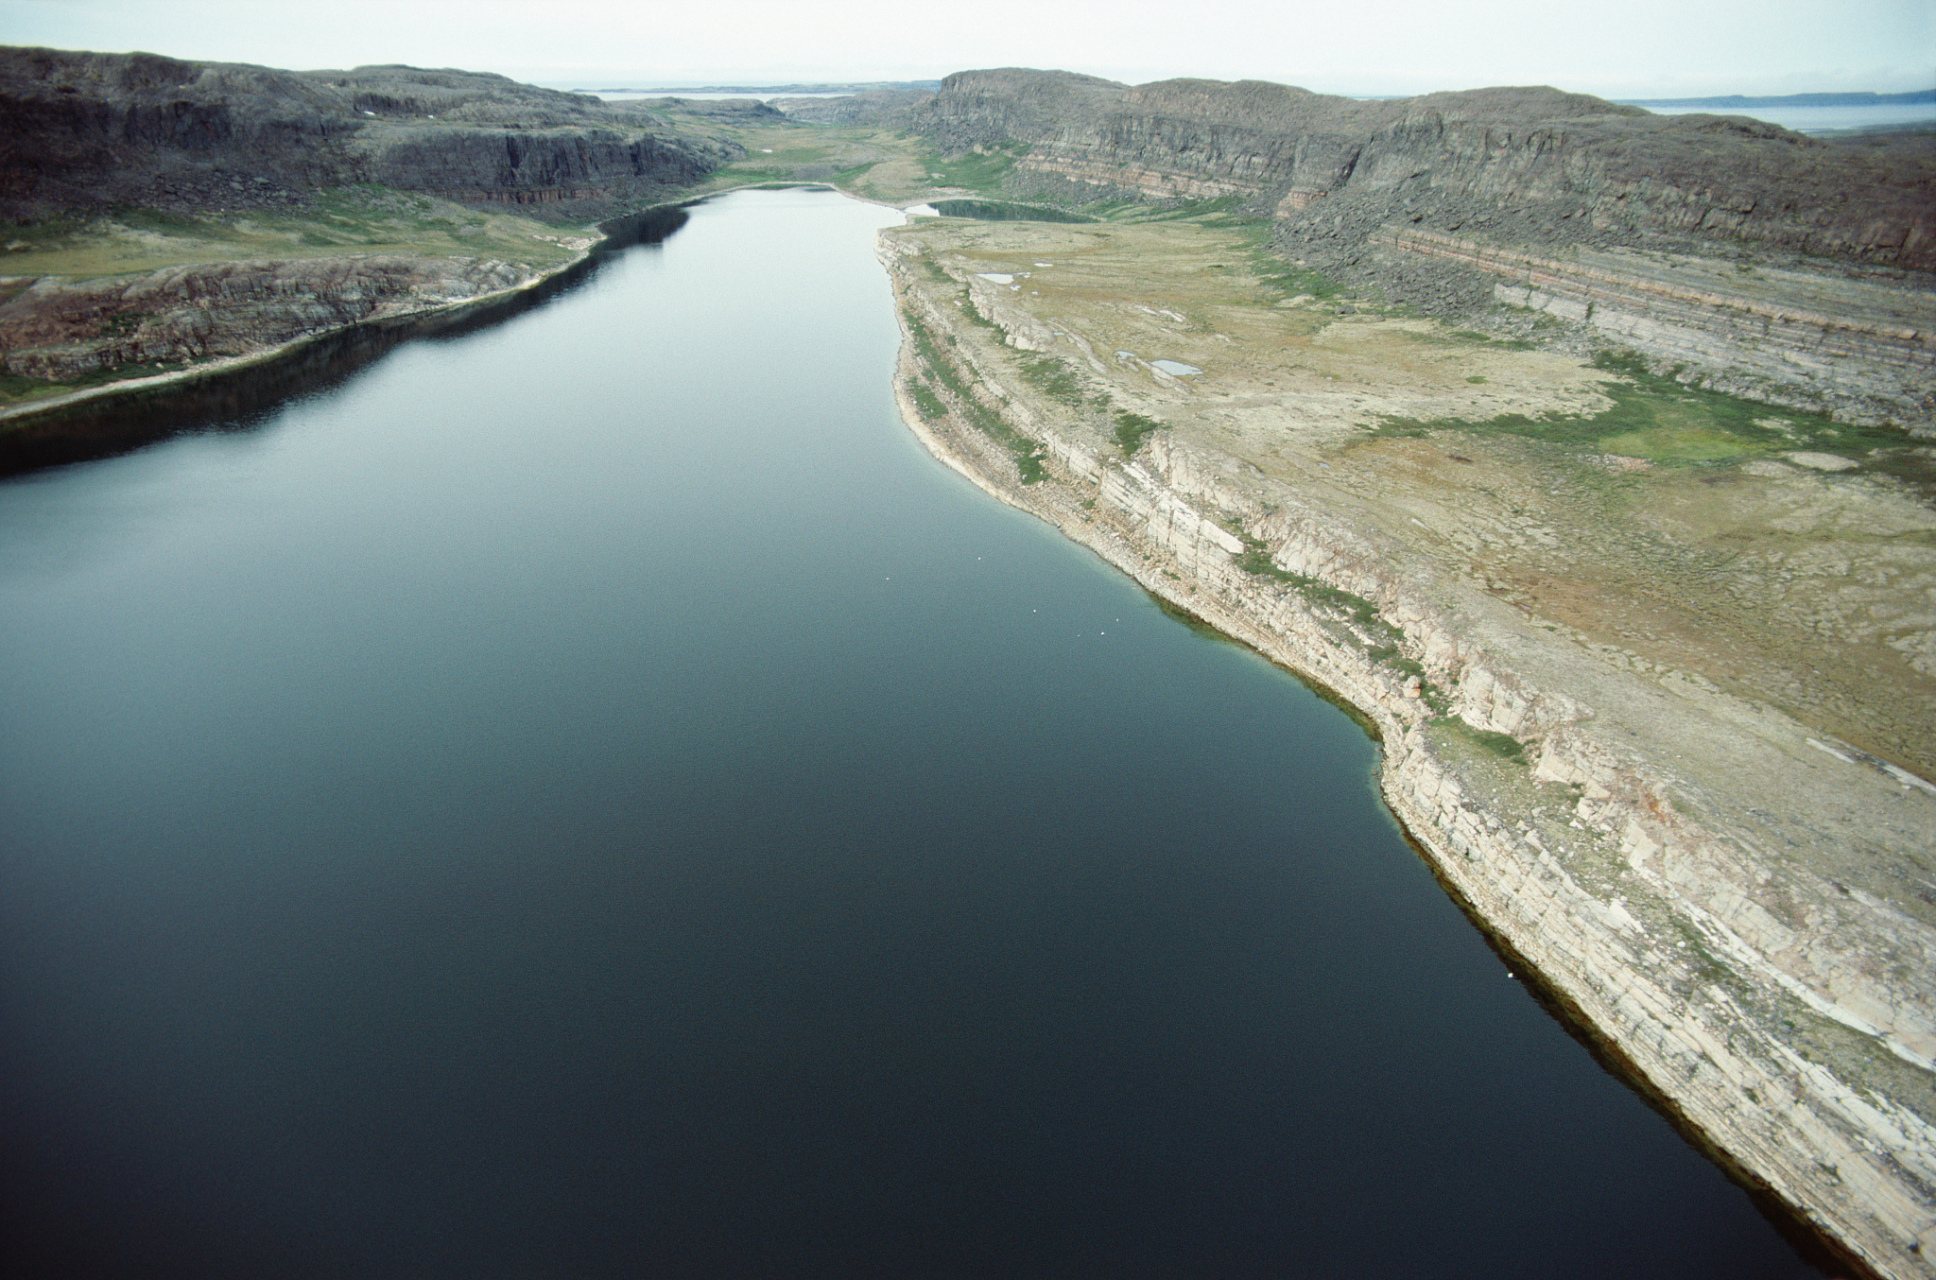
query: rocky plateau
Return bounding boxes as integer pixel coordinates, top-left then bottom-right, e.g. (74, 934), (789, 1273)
(830, 70), (1935, 435)
(877, 170), (1935, 1275)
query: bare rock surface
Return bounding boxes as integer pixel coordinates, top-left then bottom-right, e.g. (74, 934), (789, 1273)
(881, 213), (1936, 1279)
(0, 252), (544, 381)
(862, 69), (1936, 434)
(0, 47), (745, 219)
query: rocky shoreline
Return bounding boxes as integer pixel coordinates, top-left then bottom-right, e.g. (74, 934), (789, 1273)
(878, 224), (1936, 1279)
(0, 204), (696, 471)
(0, 247), (579, 390)
(1, 163), (1927, 1272)
(0, 246), (585, 472)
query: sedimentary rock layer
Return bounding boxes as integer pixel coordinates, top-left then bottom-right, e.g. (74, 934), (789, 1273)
(882, 69), (1936, 433)
(1374, 226), (1936, 430)
(912, 70), (1934, 270)
(879, 223), (1936, 1279)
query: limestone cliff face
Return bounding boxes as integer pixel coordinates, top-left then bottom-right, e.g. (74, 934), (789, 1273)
(880, 228), (1936, 1279)
(0, 48), (741, 215)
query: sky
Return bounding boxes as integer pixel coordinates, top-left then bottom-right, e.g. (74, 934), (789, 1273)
(0, 0), (1929, 99)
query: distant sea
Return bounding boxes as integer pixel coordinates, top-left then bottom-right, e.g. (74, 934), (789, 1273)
(1610, 91), (1934, 133)
(583, 85), (1936, 134)
(1628, 99), (1936, 134)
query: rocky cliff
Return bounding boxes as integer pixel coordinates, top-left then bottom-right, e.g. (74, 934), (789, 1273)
(885, 69), (1936, 432)
(0, 48), (736, 433)
(912, 69), (1933, 269)
(0, 251), (560, 382)
(879, 218), (1936, 1279)
(0, 47), (745, 217)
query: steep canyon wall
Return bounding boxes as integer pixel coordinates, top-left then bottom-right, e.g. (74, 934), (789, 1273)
(0, 48), (743, 214)
(903, 70), (1936, 431)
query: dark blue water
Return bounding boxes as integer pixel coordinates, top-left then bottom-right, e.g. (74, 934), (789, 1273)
(0, 190), (1826, 1279)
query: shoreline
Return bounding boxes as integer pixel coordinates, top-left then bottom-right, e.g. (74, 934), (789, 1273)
(2, 183), (1925, 1275)
(0, 185), (843, 454)
(878, 227), (1936, 1280)
(0, 221), (626, 448)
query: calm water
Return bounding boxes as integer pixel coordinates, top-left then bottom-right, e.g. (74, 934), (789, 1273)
(0, 190), (1827, 1279)
(1639, 100), (1936, 132)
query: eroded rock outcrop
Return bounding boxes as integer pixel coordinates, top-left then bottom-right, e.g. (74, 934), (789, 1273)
(883, 70), (1936, 433)
(0, 48), (743, 216)
(880, 223), (1936, 1279)
(0, 253), (550, 381)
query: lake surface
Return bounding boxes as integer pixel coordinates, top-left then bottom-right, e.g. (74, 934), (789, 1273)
(0, 190), (1829, 1279)
(1637, 100), (1936, 132)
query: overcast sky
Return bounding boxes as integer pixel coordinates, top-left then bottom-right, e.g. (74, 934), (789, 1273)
(2, 0), (1929, 98)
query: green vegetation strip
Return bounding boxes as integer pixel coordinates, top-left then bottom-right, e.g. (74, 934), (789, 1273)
(1232, 531), (1453, 709)
(1450, 722), (1530, 765)
(1018, 354), (1087, 408)
(2, 185), (581, 283)
(923, 142), (1028, 193)
(1377, 350), (1908, 463)
(930, 199), (1096, 224)
(906, 380), (948, 421)
(901, 309), (1048, 483)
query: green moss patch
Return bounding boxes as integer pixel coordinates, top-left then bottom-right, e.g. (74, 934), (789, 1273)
(1376, 349), (1910, 465)
(1114, 410), (1162, 456)
(902, 309), (1050, 483)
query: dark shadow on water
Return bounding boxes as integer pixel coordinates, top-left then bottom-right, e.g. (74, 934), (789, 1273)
(0, 205), (692, 478)
(1142, 580), (1858, 1279)
(1425, 853), (1876, 1280)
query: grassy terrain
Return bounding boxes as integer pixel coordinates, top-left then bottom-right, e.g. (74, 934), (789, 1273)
(1375, 350), (1913, 465)
(930, 199), (1095, 223)
(1, 187), (587, 282)
(0, 186), (598, 414)
(693, 121), (941, 203)
(922, 142), (1029, 192)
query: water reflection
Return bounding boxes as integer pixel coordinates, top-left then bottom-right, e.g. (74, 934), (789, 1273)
(0, 205), (691, 477)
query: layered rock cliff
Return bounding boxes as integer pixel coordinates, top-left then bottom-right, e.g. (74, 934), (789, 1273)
(0, 47), (745, 216)
(878, 215), (1936, 1279)
(880, 70), (1936, 432)
(912, 69), (1933, 269)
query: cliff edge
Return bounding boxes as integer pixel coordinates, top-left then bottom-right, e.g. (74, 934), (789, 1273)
(879, 210), (1936, 1279)
(876, 70), (1936, 435)
(0, 47), (746, 218)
